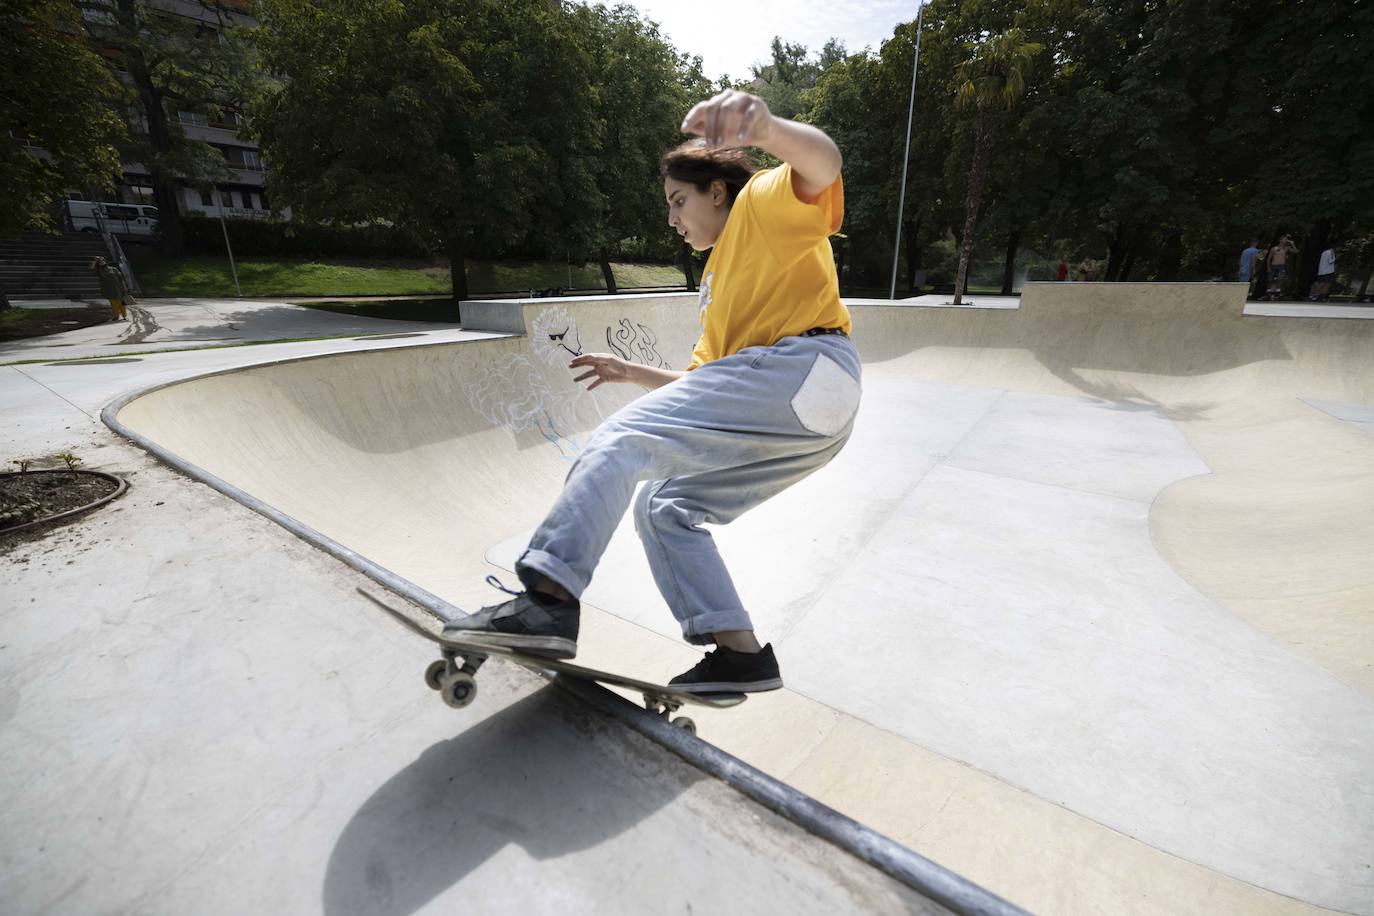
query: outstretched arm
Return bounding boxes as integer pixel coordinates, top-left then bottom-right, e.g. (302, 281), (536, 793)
(570, 354), (683, 391)
(681, 90), (842, 200)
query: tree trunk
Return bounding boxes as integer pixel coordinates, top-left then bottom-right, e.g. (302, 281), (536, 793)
(953, 110), (994, 306)
(1118, 250), (1135, 282)
(1300, 218), (1331, 298)
(1000, 229), (1019, 295)
(116, 0), (184, 257)
(1105, 226), (1128, 281)
(679, 242), (697, 291)
(1158, 229), (1182, 281)
(905, 214), (924, 293)
(445, 234), (468, 305)
(599, 249), (617, 294)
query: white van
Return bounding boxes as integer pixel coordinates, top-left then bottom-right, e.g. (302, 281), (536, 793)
(67, 200), (160, 237)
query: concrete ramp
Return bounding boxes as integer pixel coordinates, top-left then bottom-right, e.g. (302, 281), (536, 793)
(109, 284), (1374, 913)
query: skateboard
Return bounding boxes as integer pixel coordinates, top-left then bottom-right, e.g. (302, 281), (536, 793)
(360, 589), (746, 735)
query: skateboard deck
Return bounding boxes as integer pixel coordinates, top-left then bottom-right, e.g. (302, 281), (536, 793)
(360, 589), (745, 733)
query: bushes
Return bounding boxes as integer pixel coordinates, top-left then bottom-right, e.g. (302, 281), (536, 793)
(180, 216), (684, 264)
(181, 217), (436, 260)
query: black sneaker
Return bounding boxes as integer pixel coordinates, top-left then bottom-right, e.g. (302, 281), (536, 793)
(442, 577), (579, 659)
(669, 644), (783, 694)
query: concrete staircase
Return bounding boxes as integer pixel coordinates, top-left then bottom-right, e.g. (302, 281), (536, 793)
(0, 231), (111, 300)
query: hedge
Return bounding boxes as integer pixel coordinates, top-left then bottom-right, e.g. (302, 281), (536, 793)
(182, 217), (436, 260)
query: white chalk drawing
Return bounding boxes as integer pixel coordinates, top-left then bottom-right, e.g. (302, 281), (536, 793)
(532, 306), (583, 363)
(468, 307), (675, 460)
(606, 318), (671, 368)
(466, 352), (583, 460)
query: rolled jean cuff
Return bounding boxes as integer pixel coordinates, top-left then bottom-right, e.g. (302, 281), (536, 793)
(516, 548), (586, 599)
(680, 609), (756, 646)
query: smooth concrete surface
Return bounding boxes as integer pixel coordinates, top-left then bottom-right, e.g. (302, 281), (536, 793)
(2, 325), (963, 916)
(7, 282), (1373, 913)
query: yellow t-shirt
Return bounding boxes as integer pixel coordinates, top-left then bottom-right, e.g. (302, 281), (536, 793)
(686, 163), (850, 371)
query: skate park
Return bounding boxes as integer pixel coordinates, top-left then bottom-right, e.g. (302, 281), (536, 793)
(4, 284), (1371, 914)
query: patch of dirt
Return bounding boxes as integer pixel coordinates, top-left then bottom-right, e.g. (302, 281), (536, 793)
(0, 471), (122, 534)
(0, 305), (115, 342)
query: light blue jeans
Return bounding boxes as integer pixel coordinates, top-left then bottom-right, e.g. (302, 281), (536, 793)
(517, 333), (862, 644)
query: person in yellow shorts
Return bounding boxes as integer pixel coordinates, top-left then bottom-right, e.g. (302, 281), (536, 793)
(446, 90), (861, 694)
(92, 256), (128, 321)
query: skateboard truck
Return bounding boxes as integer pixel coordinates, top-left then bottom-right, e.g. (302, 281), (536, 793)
(424, 647), (487, 709)
(641, 693), (696, 735)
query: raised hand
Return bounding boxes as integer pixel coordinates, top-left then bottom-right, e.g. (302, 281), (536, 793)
(681, 90), (774, 149)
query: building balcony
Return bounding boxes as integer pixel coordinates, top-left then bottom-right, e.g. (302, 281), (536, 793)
(180, 120), (257, 148)
(226, 168), (266, 187)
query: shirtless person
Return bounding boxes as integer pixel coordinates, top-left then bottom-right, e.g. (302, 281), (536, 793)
(1266, 235), (1298, 300)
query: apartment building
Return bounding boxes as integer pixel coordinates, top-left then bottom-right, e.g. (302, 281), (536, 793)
(92, 0), (280, 221)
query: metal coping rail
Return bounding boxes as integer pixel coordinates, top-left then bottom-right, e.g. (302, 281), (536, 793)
(100, 349), (1030, 916)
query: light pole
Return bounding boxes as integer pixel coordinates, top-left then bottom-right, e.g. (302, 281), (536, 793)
(217, 201), (242, 297)
(889, 1), (927, 300)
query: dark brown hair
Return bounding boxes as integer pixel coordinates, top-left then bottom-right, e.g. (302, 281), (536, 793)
(659, 140), (758, 206)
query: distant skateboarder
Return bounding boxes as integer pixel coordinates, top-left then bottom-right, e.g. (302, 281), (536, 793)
(446, 90), (861, 694)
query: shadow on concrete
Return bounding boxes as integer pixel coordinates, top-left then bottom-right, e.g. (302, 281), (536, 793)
(322, 686), (702, 916)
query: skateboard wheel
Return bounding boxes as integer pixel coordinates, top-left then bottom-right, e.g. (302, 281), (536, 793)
(424, 660), (448, 691)
(441, 672), (478, 709)
(670, 717), (697, 735)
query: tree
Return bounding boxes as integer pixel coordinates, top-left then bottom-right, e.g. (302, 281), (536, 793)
(573, 4), (692, 294)
(251, 0), (603, 302)
(951, 28), (1041, 306)
(79, 0), (256, 256)
(750, 37), (828, 121)
(1, 0), (125, 239)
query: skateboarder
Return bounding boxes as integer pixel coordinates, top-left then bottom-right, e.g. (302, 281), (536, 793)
(446, 90), (860, 694)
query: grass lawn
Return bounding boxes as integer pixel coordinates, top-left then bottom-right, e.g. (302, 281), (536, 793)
(128, 251), (687, 299)
(296, 298), (461, 322)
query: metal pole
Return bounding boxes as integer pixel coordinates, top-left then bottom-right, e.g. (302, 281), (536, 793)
(889, 0), (926, 300)
(218, 206), (241, 297)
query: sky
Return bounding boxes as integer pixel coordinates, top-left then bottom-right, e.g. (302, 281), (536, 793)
(586, 0), (922, 83)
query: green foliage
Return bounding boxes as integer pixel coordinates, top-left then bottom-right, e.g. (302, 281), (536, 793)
(251, 0), (602, 266)
(796, 0), (1374, 289)
(955, 28), (1041, 113)
(179, 217), (434, 260)
(54, 451), (82, 472)
(0, 0), (126, 238)
(573, 4), (693, 259)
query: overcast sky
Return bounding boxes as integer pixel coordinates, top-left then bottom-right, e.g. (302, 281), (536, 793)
(587, 0), (921, 83)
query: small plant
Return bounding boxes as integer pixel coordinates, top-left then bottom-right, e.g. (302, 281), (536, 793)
(54, 451), (83, 473)
(12, 458), (33, 474)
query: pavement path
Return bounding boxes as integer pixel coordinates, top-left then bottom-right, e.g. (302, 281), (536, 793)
(1, 296), (461, 364)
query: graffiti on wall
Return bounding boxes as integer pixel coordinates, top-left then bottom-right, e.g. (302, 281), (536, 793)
(468, 305), (676, 460)
(606, 318), (671, 369)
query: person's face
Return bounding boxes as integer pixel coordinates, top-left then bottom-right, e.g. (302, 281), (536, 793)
(664, 177), (731, 251)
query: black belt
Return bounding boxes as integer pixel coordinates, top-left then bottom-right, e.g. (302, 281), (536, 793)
(800, 326), (848, 338)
